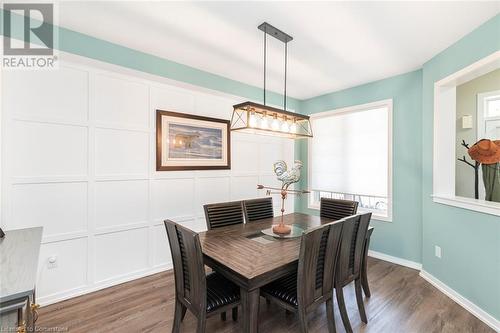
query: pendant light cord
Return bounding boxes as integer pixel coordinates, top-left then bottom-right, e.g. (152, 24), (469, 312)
(284, 42), (287, 111)
(263, 28), (267, 106)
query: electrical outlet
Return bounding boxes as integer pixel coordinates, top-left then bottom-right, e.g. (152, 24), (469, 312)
(434, 246), (442, 259)
(47, 256), (58, 269)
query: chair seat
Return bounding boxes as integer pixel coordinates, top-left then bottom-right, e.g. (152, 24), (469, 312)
(206, 272), (240, 313)
(261, 272), (298, 308)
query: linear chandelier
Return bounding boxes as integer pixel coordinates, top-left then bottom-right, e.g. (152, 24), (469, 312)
(230, 22), (313, 139)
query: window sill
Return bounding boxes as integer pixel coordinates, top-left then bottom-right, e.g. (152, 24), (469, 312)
(307, 204), (393, 222)
(432, 195), (500, 217)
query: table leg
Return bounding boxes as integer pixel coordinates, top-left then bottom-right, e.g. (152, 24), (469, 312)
(361, 229), (374, 297)
(241, 287), (260, 333)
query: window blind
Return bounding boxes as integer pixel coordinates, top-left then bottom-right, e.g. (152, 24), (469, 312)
(310, 106), (389, 197)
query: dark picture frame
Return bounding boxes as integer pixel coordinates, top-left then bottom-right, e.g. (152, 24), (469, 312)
(156, 110), (231, 171)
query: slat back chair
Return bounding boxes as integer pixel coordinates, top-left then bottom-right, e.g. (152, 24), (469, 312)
(334, 213), (372, 333)
(203, 201), (245, 230)
(164, 220), (240, 333)
(320, 198), (359, 221)
(243, 197), (274, 222)
(262, 220), (344, 333)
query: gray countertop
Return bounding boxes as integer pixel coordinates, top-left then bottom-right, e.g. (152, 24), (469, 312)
(0, 227), (43, 304)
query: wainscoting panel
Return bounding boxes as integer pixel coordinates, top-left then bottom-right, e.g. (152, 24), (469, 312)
(37, 238), (88, 298)
(95, 180), (149, 230)
(195, 176), (231, 214)
(94, 128), (150, 177)
(2, 60), (294, 305)
(94, 227), (150, 283)
(150, 86), (196, 114)
(152, 223), (172, 267)
(11, 121), (88, 178)
(231, 176), (260, 201)
(93, 74), (149, 129)
(151, 178), (195, 220)
(3, 67), (89, 123)
(231, 140), (260, 173)
(11, 182), (88, 237)
(259, 139), (286, 172)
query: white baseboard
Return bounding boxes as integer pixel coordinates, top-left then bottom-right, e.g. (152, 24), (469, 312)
(368, 250), (499, 331)
(368, 250), (422, 270)
(38, 264), (172, 306)
(419, 270), (500, 332)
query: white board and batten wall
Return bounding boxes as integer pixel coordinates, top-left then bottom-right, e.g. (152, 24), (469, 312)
(1, 58), (294, 305)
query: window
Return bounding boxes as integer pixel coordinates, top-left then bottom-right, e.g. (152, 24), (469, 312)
(308, 100), (393, 221)
(477, 90), (500, 140)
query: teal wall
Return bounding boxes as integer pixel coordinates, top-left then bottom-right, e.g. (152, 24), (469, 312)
(295, 70), (423, 264)
(295, 14), (500, 321)
(0, 10), (301, 111)
(421, 16), (500, 320)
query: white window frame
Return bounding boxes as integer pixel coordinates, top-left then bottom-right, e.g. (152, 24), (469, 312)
(477, 90), (500, 140)
(307, 99), (393, 222)
(476, 90), (500, 200)
(433, 51), (500, 216)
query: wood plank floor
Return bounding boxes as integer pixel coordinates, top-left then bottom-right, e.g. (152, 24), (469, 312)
(37, 258), (493, 333)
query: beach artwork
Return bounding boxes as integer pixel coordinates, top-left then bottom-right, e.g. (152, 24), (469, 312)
(156, 110), (230, 171)
(168, 123), (222, 159)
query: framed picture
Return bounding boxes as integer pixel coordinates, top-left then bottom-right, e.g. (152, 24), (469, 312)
(156, 110), (231, 171)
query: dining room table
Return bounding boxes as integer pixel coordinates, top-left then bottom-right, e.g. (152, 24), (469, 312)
(198, 212), (374, 333)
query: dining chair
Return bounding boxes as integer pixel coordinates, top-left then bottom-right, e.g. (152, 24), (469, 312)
(334, 213), (372, 333)
(261, 220), (344, 333)
(320, 197), (359, 221)
(164, 220), (241, 333)
(243, 197), (274, 222)
(203, 200), (244, 320)
(203, 201), (245, 230)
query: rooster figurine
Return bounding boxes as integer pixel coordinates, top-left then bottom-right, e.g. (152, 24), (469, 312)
(257, 160), (308, 235)
(273, 160), (303, 190)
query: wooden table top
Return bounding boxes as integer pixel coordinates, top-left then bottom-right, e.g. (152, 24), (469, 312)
(199, 213), (335, 282)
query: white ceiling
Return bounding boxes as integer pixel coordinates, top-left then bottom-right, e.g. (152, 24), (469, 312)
(59, 1), (499, 100)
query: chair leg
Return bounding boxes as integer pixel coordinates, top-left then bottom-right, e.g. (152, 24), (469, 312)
(336, 287), (353, 333)
(232, 307), (238, 321)
(181, 304), (187, 321)
(361, 256), (371, 298)
(355, 279), (368, 323)
(220, 312), (226, 321)
(361, 273), (371, 298)
(298, 309), (308, 333)
(326, 299), (336, 333)
(172, 299), (183, 333)
(196, 315), (206, 333)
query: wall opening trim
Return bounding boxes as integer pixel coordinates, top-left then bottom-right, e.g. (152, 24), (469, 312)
(432, 51), (500, 217)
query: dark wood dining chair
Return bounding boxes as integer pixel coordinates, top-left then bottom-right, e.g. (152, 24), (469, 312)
(334, 213), (372, 333)
(203, 200), (244, 320)
(203, 201), (245, 230)
(243, 197), (274, 222)
(261, 220), (344, 333)
(164, 220), (241, 333)
(320, 197), (359, 221)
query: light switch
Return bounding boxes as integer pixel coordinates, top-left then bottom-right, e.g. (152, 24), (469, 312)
(462, 115), (473, 129)
(434, 246), (442, 259)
